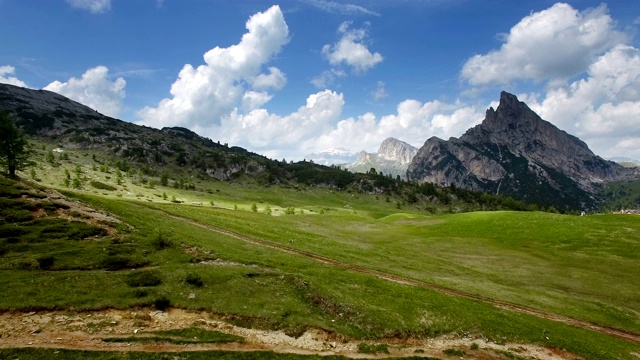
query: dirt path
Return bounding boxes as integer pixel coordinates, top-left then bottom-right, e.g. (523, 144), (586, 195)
(0, 308), (578, 359)
(158, 208), (640, 345)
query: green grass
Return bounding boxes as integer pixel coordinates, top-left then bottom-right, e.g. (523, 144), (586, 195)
(2, 157), (640, 359)
(0, 349), (354, 360)
(139, 200), (640, 335)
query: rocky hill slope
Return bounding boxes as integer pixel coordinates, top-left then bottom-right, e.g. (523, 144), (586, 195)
(348, 137), (418, 178)
(407, 91), (638, 210)
(0, 83), (284, 181)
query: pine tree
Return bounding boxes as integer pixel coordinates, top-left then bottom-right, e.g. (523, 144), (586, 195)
(0, 111), (31, 177)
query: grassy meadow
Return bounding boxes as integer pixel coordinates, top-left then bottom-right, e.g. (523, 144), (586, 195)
(1, 143), (639, 359)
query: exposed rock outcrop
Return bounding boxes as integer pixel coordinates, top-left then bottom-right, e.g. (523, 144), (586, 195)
(348, 137), (418, 178)
(407, 91), (639, 210)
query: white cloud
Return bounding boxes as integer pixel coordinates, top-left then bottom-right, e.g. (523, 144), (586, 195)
(137, 5), (289, 128)
(371, 81), (387, 101)
(310, 99), (483, 154)
(66, 0), (111, 14)
(461, 3), (625, 86)
(0, 65), (28, 88)
(44, 66), (125, 118)
(241, 91), (273, 112)
(251, 67), (286, 90)
(523, 45), (640, 159)
(300, 0), (380, 16)
(310, 68), (346, 89)
(322, 21), (383, 73)
(212, 90), (344, 156)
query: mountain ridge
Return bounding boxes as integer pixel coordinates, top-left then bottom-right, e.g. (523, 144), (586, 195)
(407, 91), (639, 210)
(347, 137), (418, 178)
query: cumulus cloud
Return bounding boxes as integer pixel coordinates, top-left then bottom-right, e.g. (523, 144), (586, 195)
(66, 0), (111, 14)
(213, 90), (344, 157)
(322, 21), (383, 73)
(44, 66), (125, 118)
(461, 3), (625, 86)
(137, 5), (289, 128)
(525, 44), (640, 159)
(309, 100), (484, 155)
(299, 0), (380, 16)
(251, 67), (286, 90)
(0, 65), (28, 88)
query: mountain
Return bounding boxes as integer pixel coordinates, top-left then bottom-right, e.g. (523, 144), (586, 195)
(348, 137), (418, 178)
(303, 148), (356, 166)
(609, 157), (640, 168)
(0, 84), (279, 181)
(407, 91), (639, 210)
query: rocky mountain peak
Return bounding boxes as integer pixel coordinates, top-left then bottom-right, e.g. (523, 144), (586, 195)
(377, 137), (418, 164)
(407, 91), (639, 210)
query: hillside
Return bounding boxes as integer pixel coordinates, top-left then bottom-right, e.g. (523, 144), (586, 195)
(1, 84), (640, 359)
(407, 92), (639, 211)
(0, 83), (534, 214)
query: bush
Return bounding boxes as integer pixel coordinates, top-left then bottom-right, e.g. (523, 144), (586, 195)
(357, 343), (389, 354)
(185, 273), (204, 287)
(37, 256), (54, 269)
(443, 348), (466, 357)
(154, 295), (171, 311)
(152, 229), (173, 250)
(90, 181), (116, 191)
(100, 255), (149, 271)
(124, 270), (162, 287)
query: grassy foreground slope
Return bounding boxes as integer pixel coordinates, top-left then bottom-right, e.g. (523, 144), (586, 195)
(150, 200), (640, 335)
(2, 179), (639, 359)
(2, 152), (640, 359)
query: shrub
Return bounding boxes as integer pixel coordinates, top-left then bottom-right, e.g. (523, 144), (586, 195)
(152, 229), (173, 250)
(185, 273), (204, 287)
(37, 256), (54, 269)
(154, 295), (171, 311)
(90, 181), (116, 191)
(124, 270), (162, 287)
(443, 348), (466, 357)
(100, 255), (149, 271)
(357, 343), (389, 354)
(0, 224), (27, 238)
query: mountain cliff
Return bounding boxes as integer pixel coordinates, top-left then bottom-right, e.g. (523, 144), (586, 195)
(407, 91), (638, 210)
(348, 137), (418, 178)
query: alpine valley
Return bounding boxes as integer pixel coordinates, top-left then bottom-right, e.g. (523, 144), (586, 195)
(1, 83), (639, 211)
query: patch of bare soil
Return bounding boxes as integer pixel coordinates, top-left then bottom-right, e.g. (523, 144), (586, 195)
(0, 308), (580, 359)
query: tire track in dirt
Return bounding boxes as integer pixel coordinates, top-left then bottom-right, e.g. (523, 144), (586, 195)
(159, 208), (640, 345)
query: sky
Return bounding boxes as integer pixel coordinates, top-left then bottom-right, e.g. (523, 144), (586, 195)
(1, 0), (640, 161)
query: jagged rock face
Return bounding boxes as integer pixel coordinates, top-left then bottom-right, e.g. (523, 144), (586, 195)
(348, 138), (418, 178)
(407, 91), (639, 210)
(377, 138), (418, 164)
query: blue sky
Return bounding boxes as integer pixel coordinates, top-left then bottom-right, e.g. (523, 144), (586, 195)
(1, 0), (640, 161)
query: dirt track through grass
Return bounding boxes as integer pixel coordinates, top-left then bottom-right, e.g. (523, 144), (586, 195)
(155, 207), (640, 345)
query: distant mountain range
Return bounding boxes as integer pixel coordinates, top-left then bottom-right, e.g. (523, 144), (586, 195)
(304, 148), (356, 166)
(406, 91), (639, 210)
(609, 157), (640, 168)
(346, 138), (418, 178)
(306, 138), (419, 178)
